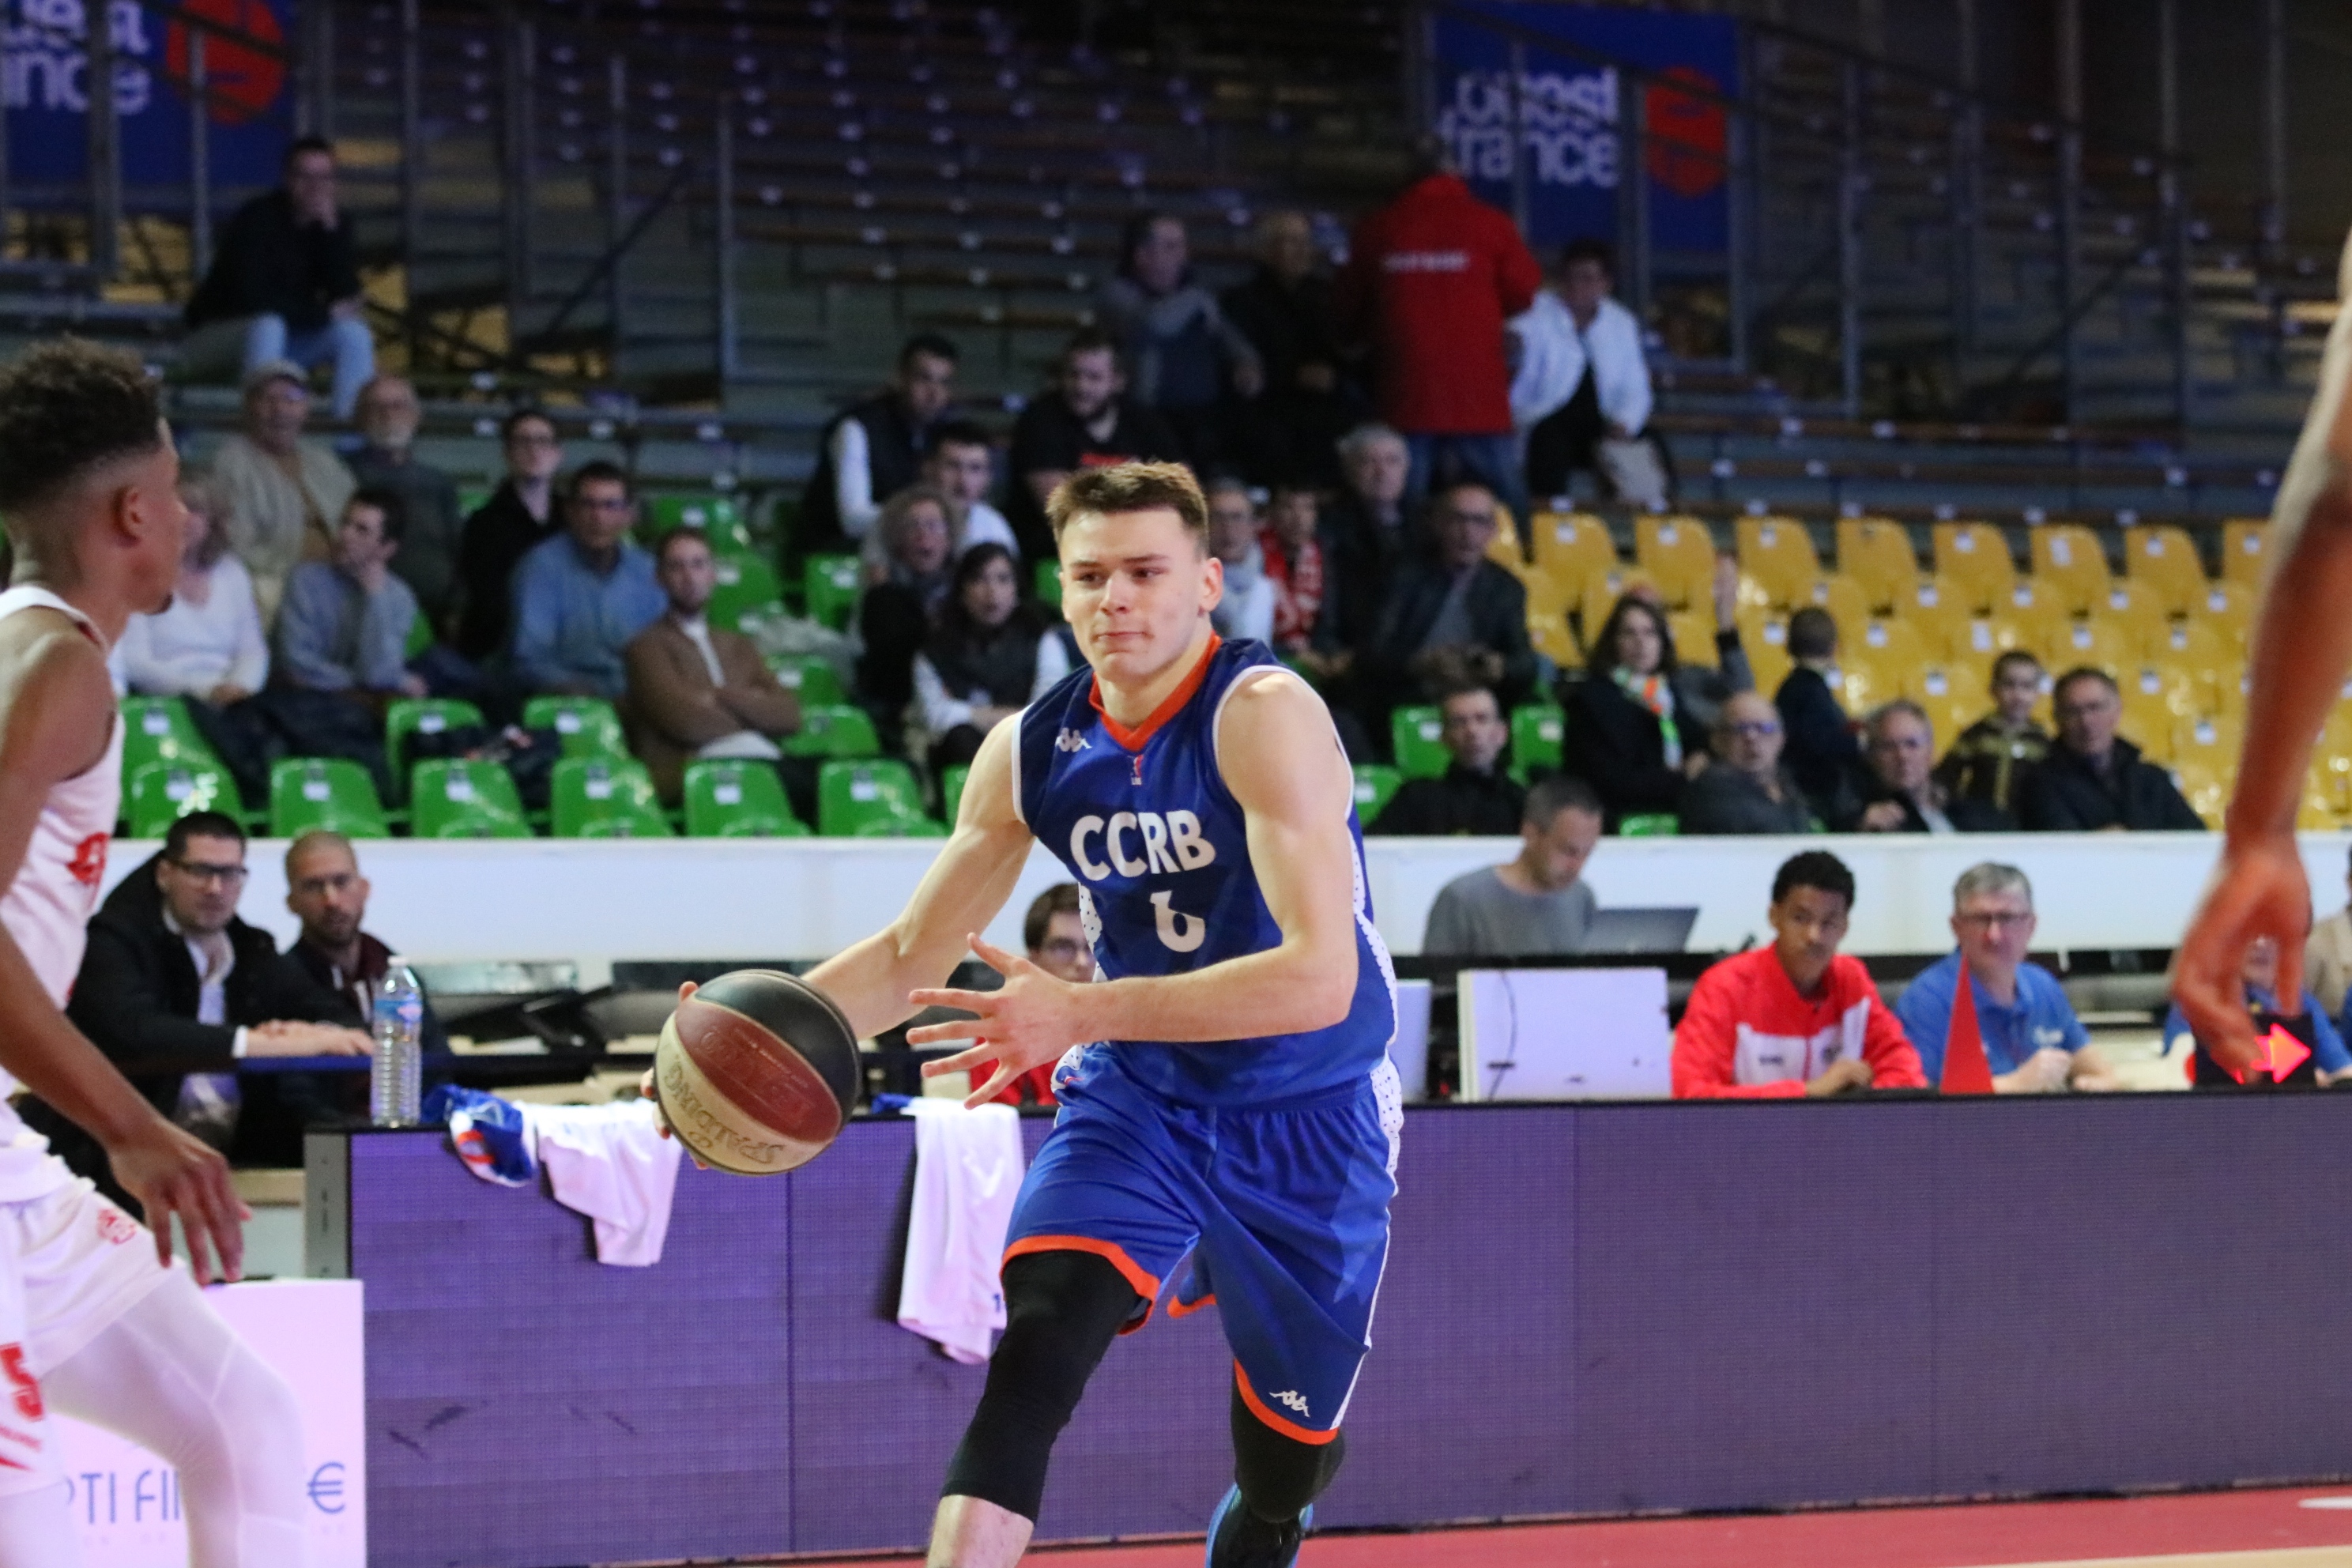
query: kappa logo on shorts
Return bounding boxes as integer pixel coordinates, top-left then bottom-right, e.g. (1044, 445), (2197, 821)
(1268, 1389), (1310, 1418)
(1055, 728), (1091, 753)
(96, 1206), (139, 1246)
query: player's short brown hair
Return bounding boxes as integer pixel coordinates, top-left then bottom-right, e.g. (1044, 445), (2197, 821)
(0, 339), (165, 522)
(1045, 460), (1208, 545)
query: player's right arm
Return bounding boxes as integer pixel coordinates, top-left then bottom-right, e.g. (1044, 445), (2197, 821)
(801, 714), (1036, 1041)
(2173, 233), (2352, 1071)
(0, 621), (247, 1282)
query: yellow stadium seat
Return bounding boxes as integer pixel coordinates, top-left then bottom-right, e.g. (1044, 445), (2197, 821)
(2221, 518), (2267, 587)
(1913, 665), (1978, 741)
(1736, 515), (1822, 609)
(1902, 577), (1976, 662)
(1737, 609), (1793, 693)
(1578, 568), (1657, 656)
(2000, 580), (2072, 656)
(2028, 524), (2112, 616)
(2193, 580), (2254, 649)
(2045, 615), (2139, 677)
(1521, 567), (1577, 633)
(2171, 758), (2229, 830)
(1668, 609), (1719, 669)
(2122, 523), (2208, 616)
(1803, 574), (1872, 648)
(2119, 669), (2187, 765)
(1954, 612), (2038, 664)
(2149, 620), (2233, 710)
(1932, 521), (2016, 610)
(1835, 517), (1920, 611)
(1529, 511), (1617, 605)
(1634, 515), (1719, 610)
(1485, 503), (1526, 567)
(1528, 615), (1577, 667)
(1834, 661), (1900, 716)
(2173, 711), (2244, 775)
(1851, 616), (1932, 680)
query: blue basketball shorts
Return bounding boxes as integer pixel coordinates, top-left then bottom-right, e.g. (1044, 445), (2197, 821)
(1001, 1045), (1403, 1445)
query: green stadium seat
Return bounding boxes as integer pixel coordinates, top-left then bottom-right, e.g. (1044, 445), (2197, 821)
(1351, 763), (1404, 827)
(642, 494), (753, 556)
(124, 760), (238, 839)
(549, 757), (673, 838)
(1035, 559), (1063, 607)
(1511, 704), (1566, 776)
(119, 695), (218, 774)
(707, 555), (785, 630)
(804, 554), (862, 630)
(766, 654), (847, 707)
(1618, 813), (1679, 837)
(785, 703), (882, 760)
(941, 763), (971, 824)
(269, 758), (390, 839)
(1390, 706), (1449, 779)
(817, 760), (945, 836)
(522, 696), (628, 760)
(682, 760), (810, 837)
(409, 760), (533, 839)
(384, 698), (486, 792)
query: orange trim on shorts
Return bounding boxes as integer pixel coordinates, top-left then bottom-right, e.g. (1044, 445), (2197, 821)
(1233, 1362), (1341, 1446)
(1003, 1236), (1163, 1334)
(1088, 634), (1222, 751)
(1167, 1291), (1216, 1318)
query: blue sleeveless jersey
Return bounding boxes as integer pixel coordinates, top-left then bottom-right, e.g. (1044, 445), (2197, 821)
(1014, 638), (1396, 1107)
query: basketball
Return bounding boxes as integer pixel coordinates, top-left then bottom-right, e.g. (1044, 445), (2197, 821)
(651, 969), (861, 1176)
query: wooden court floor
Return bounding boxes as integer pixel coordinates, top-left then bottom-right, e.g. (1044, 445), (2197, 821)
(778, 1487), (2352, 1567)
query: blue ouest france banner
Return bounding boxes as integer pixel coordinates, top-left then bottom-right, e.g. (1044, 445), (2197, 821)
(1431, 2), (1737, 253)
(3, 0), (295, 194)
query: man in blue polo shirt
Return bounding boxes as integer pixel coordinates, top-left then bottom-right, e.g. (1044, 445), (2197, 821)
(1896, 862), (2116, 1093)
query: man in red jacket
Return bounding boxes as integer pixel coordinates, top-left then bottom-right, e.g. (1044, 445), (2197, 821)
(1334, 142), (1542, 524)
(1672, 850), (1927, 1099)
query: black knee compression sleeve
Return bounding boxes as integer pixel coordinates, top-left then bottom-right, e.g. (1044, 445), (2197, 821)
(1230, 1386), (1348, 1522)
(940, 1250), (1142, 1521)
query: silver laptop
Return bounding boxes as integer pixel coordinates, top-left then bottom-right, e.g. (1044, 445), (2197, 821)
(1578, 906), (1699, 956)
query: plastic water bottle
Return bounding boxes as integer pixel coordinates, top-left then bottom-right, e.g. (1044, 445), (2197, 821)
(370, 959), (424, 1127)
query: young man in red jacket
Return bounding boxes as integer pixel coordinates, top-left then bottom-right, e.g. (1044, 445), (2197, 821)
(1334, 142), (1542, 523)
(1672, 850), (1927, 1099)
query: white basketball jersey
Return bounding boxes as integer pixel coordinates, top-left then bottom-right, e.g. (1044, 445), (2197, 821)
(0, 586), (123, 1200)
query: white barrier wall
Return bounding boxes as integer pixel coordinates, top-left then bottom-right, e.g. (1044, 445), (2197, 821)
(99, 832), (2352, 970)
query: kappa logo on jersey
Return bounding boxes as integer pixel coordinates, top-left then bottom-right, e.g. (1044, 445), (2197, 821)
(0, 1347), (42, 1424)
(1268, 1389), (1311, 1417)
(95, 1205), (139, 1246)
(1055, 728), (1091, 753)
(67, 831), (107, 888)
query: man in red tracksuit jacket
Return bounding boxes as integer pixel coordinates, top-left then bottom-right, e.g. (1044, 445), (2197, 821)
(1672, 850), (1928, 1099)
(1335, 149), (1543, 522)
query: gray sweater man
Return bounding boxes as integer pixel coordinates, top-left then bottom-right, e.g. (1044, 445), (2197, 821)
(274, 489), (424, 695)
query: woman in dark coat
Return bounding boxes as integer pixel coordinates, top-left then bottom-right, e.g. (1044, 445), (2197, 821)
(1560, 594), (1706, 827)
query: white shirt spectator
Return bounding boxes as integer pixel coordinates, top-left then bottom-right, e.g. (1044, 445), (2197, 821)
(1508, 292), (1653, 436)
(111, 557), (271, 698)
(1208, 537), (1278, 646)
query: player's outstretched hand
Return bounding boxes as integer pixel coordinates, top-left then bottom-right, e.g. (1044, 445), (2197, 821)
(2172, 832), (2312, 1078)
(106, 1114), (248, 1285)
(909, 934), (1086, 1108)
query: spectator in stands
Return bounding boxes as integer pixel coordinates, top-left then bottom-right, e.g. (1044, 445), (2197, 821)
(1325, 422), (1413, 647)
(281, 831), (447, 1053)
(1206, 479), (1276, 645)
(2018, 668), (2203, 831)
(1841, 701), (2013, 832)
(62, 813), (368, 1173)
(1895, 863), (2113, 1093)
(1513, 239), (1665, 510)
(1774, 605), (1862, 820)
(1222, 209), (1356, 486)
(1678, 692), (1814, 835)
(1561, 596), (1705, 828)
(1359, 481), (1536, 721)
(1420, 775), (1603, 956)
(1260, 480), (1344, 669)
(274, 488), (428, 702)
(1371, 683), (1524, 837)
(972, 885), (1094, 1107)
(801, 334), (960, 553)
(182, 135), (374, 419)
(1671, 850), (1927, 1099)
(113, 471), (270, 707)
(454, 409), (564, 662)
(2303, 848), (2352, 1027)
(1937, 649), (2052, 816)
(1620, 560), (1753, 735)
(912, 544), (1071, 773)
(624, 528), (804, 805)
(1006, 329), (1182, 559)
(509, 462), (665, 699)
(2164, 934), (2352, 1087)
(920, 420), (1020, 564)
(1099, 213), (1261, 471)
(1333, 138), (1541, 518)
(855, 487), (960, 725)
(211, 359), (356, 625)
(345, 375), (463, 635)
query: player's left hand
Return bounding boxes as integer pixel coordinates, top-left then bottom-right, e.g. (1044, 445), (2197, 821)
(2171, 831), (2312, 1078)
(909, 934), (1086, 1108)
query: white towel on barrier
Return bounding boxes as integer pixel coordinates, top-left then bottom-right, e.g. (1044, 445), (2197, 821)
(522, 1101), (684, 1267)
(898, 1100), (1025, 1363)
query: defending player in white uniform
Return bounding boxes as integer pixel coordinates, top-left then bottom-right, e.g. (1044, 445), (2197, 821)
(0, 341), (307, 1565)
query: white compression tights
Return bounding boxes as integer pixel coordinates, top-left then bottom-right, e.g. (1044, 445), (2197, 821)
(0, 1272), (307, 1567)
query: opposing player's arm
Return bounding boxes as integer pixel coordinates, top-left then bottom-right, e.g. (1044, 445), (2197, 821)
(2173, 236), (2352, 1069)
(801, 713), (1037, 1041)
(912, 671), (1361, 1102)
(0, 623), (247, 1281)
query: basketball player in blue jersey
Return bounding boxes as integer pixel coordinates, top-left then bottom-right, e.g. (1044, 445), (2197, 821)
(801, 462), (1398, 1567)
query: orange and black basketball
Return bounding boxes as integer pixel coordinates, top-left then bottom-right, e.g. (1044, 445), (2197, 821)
(651, 970), (861, 1175)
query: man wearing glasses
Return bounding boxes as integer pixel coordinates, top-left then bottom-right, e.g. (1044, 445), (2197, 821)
(1678, 691), (1815, 835)
(508, 461), (666, 700)
(2018, 667), (2203, 832)
(64, 812), (368, 1172)
(1894, 863), (2116, 1094)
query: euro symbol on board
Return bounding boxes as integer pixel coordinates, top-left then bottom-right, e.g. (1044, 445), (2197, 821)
(307, 1461), (346, 1513)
